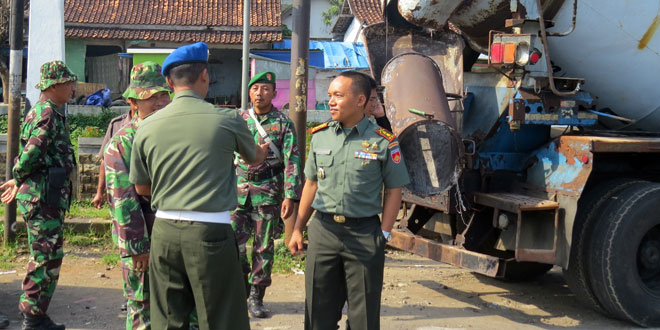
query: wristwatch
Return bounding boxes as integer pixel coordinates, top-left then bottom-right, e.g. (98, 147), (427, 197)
(382, 230), (392, 242)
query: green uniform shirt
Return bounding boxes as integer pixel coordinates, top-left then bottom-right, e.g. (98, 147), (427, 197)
(129, 90), (257, 212)
(304, 117), (410, 218)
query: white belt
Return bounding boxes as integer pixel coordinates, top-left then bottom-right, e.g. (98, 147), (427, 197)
(155, 210), (231, 224)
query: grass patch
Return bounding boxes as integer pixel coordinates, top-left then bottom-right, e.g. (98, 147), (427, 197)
(0, 241), (22, 270)
(102, 252), (120, 267)
(0, 200), (111, 220)
(63, 226), (112, 248)
(67, 200), (111, 219)
(272, 242), (305, 274)
(0, 224), (28, 270)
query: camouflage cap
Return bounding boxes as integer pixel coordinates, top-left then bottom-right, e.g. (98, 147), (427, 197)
(122, 61), (172, 100)
(35, 60), (78, 91)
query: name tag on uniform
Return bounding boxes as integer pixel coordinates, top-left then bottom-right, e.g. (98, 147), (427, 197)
(354, 151), (378, 160)
(315, 149), (331, 155)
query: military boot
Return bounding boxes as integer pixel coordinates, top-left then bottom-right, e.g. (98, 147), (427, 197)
(21, 313), (65, 330)
(247, 285), (268, 318)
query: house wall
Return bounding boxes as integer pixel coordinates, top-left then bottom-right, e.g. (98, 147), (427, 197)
(254, 58), (318, 110)
(282, 0), (334, 39)
(343, 18), (366, 44)
(207, 49), (243, 105)
(65, 39), (86, 82)
(132, 53), (168, 67)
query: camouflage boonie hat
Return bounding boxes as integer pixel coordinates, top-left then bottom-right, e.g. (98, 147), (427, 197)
(122, 61), (171, 100)
(35, 60), (78, 91)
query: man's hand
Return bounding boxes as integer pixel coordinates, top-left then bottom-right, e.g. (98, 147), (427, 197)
(369, 100), (386, 118)
(132, 252), (149, 272)
(91, 191), (105, 209)
(288, 229), (304, 255)
(281, 198), (295, 218)
(0, 180), (18, 204)
(245, 142), (270, 165)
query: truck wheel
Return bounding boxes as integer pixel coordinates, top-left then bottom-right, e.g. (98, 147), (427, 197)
(564, 178), (645, 313)
(588, 182), (660, 327)
(502, 261), (553, 281)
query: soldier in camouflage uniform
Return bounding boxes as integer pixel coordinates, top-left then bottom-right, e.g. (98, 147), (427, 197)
(104, 61), (176, 330)
(0, 61), (77, 330)
(231, 71), (302, 318)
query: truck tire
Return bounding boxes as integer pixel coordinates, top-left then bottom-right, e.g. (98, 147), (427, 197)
(564, 178), (646, 313)
(588, 182), (660, 327)
(502, 261), (553, 281)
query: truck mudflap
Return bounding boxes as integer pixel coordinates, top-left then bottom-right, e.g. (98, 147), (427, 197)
(388, 228), (504, 277)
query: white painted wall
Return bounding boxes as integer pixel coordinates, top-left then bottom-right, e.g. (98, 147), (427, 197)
(282, 0), (334, 39)
(343, 18), (365, 44)
(27, 0), (66, 105)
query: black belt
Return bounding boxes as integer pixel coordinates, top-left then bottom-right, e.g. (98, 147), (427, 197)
(317, 211), (378, 224)
(236, 166), (282, 181)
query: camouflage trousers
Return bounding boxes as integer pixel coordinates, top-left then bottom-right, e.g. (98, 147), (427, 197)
(121, 257), (150, 330)
(231, 201), (283, 288)
(17, 201), (64, 315)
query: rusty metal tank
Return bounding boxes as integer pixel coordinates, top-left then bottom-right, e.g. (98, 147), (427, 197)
(381, 53), (464, 195)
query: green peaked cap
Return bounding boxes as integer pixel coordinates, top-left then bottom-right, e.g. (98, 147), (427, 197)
(248, 71), (276, 88)
(122, 61), (171, 100)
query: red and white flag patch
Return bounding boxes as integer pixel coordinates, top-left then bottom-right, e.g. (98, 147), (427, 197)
(391, 148), (401, 164)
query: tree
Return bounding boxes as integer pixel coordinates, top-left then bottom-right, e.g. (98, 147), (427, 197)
(321, 0), (343, 26)
(0, 0), (10, 103)
(0, 0), (29, 103)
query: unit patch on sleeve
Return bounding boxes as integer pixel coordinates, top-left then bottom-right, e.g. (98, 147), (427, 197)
(376, 127), (394, 141)
(390, 148), (401, 164)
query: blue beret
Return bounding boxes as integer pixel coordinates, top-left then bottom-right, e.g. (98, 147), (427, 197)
(162, 42), (209, 76)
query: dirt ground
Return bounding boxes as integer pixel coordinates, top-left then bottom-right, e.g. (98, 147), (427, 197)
(0, 246), (638, 330)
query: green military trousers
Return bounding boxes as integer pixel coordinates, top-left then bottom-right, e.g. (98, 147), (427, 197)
(17, 201), (65, 316)
(149, 219), (250, 330)
(304, 212), (386, 330)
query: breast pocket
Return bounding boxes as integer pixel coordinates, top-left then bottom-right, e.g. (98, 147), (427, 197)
(351, 155), (380, 183)
(316, 154), (334, 180)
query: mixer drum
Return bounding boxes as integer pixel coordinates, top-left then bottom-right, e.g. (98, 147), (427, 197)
(382, 53), (464, 195)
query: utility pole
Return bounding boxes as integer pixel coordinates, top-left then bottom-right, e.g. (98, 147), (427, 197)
(285, 0), (310, 245)
(5, 0), (25, 244)
(240, 0), (251, 110)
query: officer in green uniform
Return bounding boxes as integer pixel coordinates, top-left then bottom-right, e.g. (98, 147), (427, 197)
(129, 42), (269, 330)
(1, 61), (77, 330)
(288, 71), (410, 330)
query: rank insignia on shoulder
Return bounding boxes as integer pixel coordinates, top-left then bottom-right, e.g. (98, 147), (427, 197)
(311, 122), (330, 134)
(388, 141), (399, 149)
(376, 127), (395, 141)
(391, 148), (402, 164)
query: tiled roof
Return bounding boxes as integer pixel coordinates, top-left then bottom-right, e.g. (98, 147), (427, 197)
(349, 0), (383, 25)
(332, 0), (383, 34)
(64, 0), (282, 44)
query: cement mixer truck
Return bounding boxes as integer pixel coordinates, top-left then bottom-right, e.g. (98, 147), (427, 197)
(362, 0), (660, 326)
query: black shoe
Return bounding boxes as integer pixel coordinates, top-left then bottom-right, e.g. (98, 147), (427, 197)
(247, 285), (268, 318)
(120, 302), (127, 311)
(21, 313), (65, 330)
(0, 312), (8, 329)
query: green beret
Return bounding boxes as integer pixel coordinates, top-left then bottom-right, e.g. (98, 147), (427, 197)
(248, 71), (276, 88)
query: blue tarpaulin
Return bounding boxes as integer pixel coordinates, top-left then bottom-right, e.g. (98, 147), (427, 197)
(252, 40), (369, 70)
